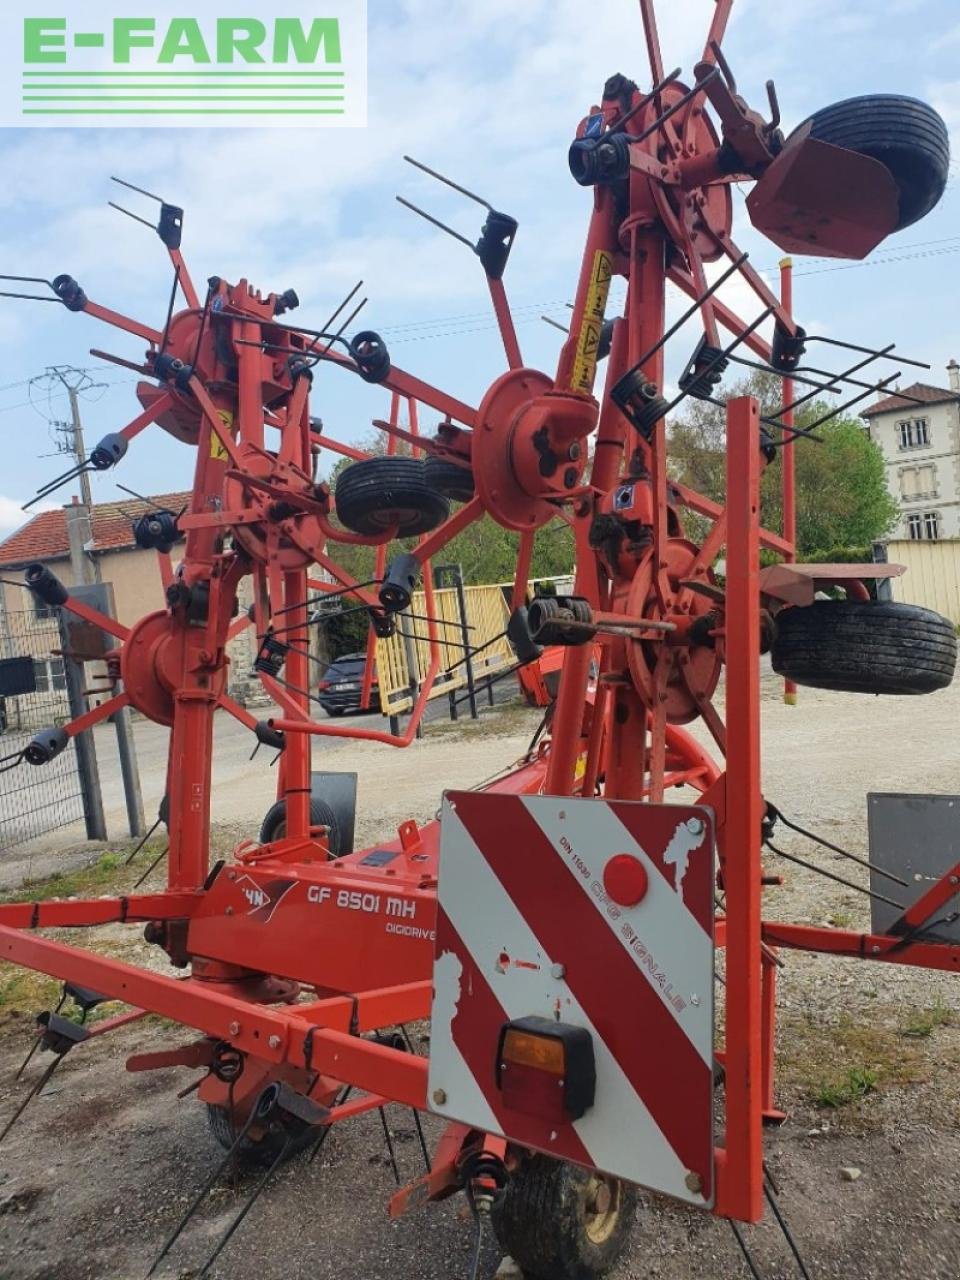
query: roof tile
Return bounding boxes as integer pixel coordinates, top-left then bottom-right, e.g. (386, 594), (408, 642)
(861, 382), (960, 418)
(0, 492), (192, 568)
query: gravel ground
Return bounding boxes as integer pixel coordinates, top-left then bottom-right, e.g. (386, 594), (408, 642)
(0, 675), (959, 1280)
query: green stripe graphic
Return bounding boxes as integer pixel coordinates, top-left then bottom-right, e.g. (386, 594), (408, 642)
(22, 70), (345, 77)
(22, 108), (346, 115)
(23, 95), (345, 101)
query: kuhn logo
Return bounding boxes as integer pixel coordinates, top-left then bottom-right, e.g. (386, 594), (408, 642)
(0, 3), (367, 129)
(236, 875), (270, 913)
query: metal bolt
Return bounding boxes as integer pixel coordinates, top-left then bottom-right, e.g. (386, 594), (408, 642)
(871, 945), (881, 954)
(225, 905), (234, 915)
(550, 963), (566, 980)
(228, 1021), (240, 1036)
(690, 994), (701, 1007)
(687, 816), (705, 836)
(685, 1171), (703, 1194)
(950, 876), (959, 885)
(268, 1034), (281, 1050)
(432, 1088), (447, 1106)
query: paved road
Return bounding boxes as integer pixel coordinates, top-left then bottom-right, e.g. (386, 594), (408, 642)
(0, 672), (519, 882)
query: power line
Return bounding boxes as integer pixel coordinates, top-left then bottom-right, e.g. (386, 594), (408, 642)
(0, 370), (137, 416)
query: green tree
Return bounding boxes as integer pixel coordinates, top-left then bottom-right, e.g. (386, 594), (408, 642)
(667, 370), (898, 558)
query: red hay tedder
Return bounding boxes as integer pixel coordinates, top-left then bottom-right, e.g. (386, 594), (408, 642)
(0, 2), (957, 1276)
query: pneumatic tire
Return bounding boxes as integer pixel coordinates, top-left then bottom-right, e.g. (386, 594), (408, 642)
(334, 457), (449, 536)
(771, 599), (957, 695)
(423, 454), (476, 502)
(205, 1100), (314, 1168)
(491, 1155), (637, 1280)
(259, 795), (343, 853)
(793, 95), (949, 229)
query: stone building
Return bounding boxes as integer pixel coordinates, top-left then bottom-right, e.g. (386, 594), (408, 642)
(861, 362), (960, 541)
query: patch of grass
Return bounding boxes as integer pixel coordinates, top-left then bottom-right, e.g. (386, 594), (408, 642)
(900, 999), (953, 1040)
(0, 966), (60, 1022)
(827, 910), (855, 929)
(0, 846), (164, 906)
(814, 1066), (879, 1108)
(778, 1009), (928, 1116)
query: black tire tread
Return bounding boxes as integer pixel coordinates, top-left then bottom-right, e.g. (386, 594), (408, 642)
(796, 93), (949, 229)
(259, 795), (343, 853)
(771, 600), (957, 695)
(205, 1101), (313, 1168)
(423, 454), (476, 501)
(491, 1155), (637, 1280)
(335, 457), (449, 536)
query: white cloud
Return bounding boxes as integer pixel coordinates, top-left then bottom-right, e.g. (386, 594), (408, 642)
(0, 495), (56, 537)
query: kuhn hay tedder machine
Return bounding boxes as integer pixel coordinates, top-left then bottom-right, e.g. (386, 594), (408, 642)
(1, 2), (958, 1277)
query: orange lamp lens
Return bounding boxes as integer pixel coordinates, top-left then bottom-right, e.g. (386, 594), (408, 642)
(502, 1029), (566, 1075)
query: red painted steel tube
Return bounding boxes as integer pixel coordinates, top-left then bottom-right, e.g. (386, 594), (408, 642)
(120, 393), (174, 445)
(320, 347), (477, 429)
(282, 570), (312, 838)
(270, 660), (441, 747)
(488, 277), (523, 370)
(168, 248), (200, 311)
(361, 393), (401, 711)
(701, 0), (735, 60)
(65, 690), (129, 737)
(762, 922), (960, 972)
(61, 594), (129, 642)
(0, 893), (197, 930)
(667, 264), (773, 363)
(590, 319), (629, 494)
(237, 321), (267, 451)
(555, 190), (619, 392)
(167, 692), (217, 890)
(83, 299), (162, 344)
(716, 394), (764, 1222)
(780, 257), (798, 705)
(672, 483), (792, 556)
(414, 497), (484, 565)
(0, 926), (428, 1106)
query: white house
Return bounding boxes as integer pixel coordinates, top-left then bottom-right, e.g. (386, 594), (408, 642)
(861, 361), (960, 541)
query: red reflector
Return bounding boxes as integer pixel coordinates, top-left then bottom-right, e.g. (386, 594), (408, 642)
(316, 680), (331, 690)
(603, 853), (648, 906)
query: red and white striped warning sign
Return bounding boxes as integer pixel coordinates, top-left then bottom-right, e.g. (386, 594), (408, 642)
(429, 792), (715, 1206)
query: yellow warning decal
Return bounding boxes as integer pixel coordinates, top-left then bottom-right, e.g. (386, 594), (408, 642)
(574, 752), (588, 781)
(569, 250), (613, 395)
(210, 409), (233, 461)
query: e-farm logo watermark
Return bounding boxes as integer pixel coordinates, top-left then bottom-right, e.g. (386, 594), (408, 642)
(0, 3), (366, 127)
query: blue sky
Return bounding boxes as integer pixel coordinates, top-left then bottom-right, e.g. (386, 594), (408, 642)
(0, 0), (957, 535)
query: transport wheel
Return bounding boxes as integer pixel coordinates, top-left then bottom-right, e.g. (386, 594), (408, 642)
(491, 1155), (637, 1280)
(205, 1100), (314, 1167)
(259, 795), (343, 852)
(771, 599), (957, 695)
(423, 453), (476, 502)
(334, 457), (449, 536)
(792, 95), (949, 229)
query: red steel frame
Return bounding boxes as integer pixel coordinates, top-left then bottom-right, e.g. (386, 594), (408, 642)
(1, 0), (957, 1244)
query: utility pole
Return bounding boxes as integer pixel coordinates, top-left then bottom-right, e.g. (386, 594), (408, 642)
(37, 365), (145, 837)
(64, 380), (93, 511)
(33, 366), (104, 581)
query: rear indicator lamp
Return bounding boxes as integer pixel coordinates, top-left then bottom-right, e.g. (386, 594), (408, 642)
(496, 1015), (596, 1123)
(316, 680), (332, 690)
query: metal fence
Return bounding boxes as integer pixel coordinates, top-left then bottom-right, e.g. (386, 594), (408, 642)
(0, 607), (83, 849)
(887, 538), (960, 624)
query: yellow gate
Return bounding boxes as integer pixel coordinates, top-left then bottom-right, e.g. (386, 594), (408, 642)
(375, 584), (514, 715)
